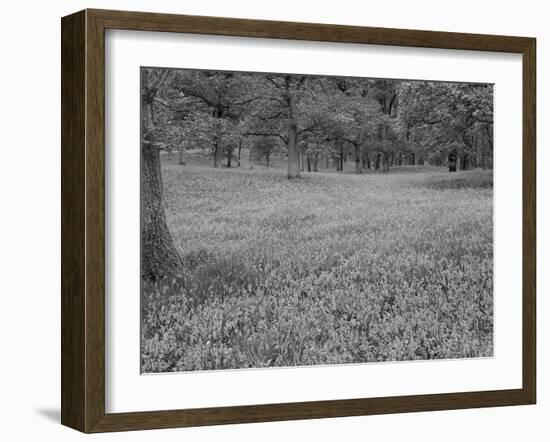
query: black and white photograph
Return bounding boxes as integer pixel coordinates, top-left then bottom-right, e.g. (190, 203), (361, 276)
(140, 67), (494, 373)
(1, 0), (545, 437)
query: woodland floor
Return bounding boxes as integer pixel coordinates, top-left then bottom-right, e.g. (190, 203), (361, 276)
(141, 151), (493, 373)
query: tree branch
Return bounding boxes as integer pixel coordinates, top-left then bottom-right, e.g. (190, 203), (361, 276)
(233, 96), (264, 106)
(154, 96), (172, 109)
(253, 110), (287, 121)
(263, 96), (286, 107)
(244, 131), (288, 144)
(265, 76), (283, 89)
(177, 87), (217, 109)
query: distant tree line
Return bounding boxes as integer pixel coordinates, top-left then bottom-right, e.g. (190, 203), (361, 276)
(147, 69), (493, 178)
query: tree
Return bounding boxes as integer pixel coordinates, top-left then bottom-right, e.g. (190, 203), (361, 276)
(244, 74), (311, 178)
(140, 68), (183, 281)
(397, 81), (493, 172)
(146, 68), (493, 182)
(339, 97), (381, 174)
(184, 111), (242, 167)
(251, 136), (280, 167)
(171, 71), (261, 167)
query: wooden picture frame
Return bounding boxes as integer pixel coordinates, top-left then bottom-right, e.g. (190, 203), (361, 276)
(61, 8), (536, 433)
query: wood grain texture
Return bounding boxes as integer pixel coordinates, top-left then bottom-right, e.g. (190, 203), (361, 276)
(61, 8), (537, 433)
(522, 38), (536, 404)
(61, 10), (86, 432)
(89, 8), (532, 53)
(85, 9), (107, 433)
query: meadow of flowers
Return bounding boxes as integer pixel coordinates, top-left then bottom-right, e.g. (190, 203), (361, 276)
(141, 159), (493, 373)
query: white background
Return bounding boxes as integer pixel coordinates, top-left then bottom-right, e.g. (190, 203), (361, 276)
(106, 30), (522, 413)
(0, 0), (547, 440)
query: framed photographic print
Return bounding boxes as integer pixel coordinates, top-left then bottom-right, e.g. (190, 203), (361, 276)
(61, 9), (536, 433)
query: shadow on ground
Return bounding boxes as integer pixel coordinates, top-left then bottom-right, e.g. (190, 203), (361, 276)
(35, 408), (60, 423)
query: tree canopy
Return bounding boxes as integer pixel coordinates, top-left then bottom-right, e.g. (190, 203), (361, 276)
(145, 67), (493, 177)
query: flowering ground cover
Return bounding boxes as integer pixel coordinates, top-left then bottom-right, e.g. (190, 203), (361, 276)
(141, 158), (493, 372)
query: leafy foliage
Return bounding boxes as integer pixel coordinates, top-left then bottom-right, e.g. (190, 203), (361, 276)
(147, 68), (493, 173)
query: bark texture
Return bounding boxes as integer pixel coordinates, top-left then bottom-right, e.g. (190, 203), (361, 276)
(141, 69), (183, 281)
(354, 144), (362, 174)
(285, 76), (300, 179)
(141, 140), (183, 280)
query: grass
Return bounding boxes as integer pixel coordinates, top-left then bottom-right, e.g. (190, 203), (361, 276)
(141, 154), (493, 373)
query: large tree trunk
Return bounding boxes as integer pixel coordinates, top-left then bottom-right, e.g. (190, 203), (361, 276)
(285, 77), (300, 179)
(334, 138), (344, 172)
(382, 153), (390, 172)
(287, 123), (300, 178)
(141, 141), (183, 281)
(226, 147), (232, 168)
(354, 144), (362, 174)
(448, 152), (457, 172)
(213, 141), (220, 168)
(364, 153), (371, 169)
(140, 74), (182, 281)
(237, 139), (242, 167)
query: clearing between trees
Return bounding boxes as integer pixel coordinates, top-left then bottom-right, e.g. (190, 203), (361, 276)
(141, 153), (493, 372)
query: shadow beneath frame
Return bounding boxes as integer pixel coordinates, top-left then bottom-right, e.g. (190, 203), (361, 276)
(35, 408), (60, 423)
